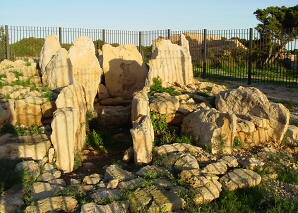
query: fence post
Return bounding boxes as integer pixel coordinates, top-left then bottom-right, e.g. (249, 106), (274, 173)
(102, 29), (106, 44)
(5, 25), (9, 60)
(139, 31), (142, 52)
(58, 27), (62, 44)
(248, 28), (253, 85)
(167, 29), (170, 39)
(202, 29), (207, 79)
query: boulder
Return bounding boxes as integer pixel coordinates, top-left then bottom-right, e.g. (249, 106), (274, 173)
(0, 184), (24, 213)
(220, 168), (261, 191)
(55, 83), (87, 151)
(150, 92), (180, 116)
(181, 106), (237, 154)
(216, 86), (290, 145)
(39, 35), (61, 74)
(104, 164), (136, 182)
(148, 34), (193, 87)
(193, 180), (222, 204)
(283, 125), (298, 146)
(131, 87), (150, 122)
(102, 44), (148, 99)
(130, 115), (154, 165)
(51, 108), (78, 173)
(42, 48), (73, 89)
(69, 36), (103, 110)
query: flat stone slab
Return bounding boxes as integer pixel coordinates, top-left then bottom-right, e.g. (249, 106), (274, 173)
(118, 177), (144, 191)
(80, 202), (129, 213)
(154, 143), (204, 156)
(220, 168), (261, 191)
(201, 161), (228, 175)
(193, 180), (222, 204)
(90, 189), (122, 204)
(104, 165), (136, 182)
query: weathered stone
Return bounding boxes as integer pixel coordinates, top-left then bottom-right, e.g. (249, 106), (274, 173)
(83, 173), (102, 185)
(97, 84), (110, 100)
(131, 115), (154, 165)
(90, 189), (122, 204)
(182, 106), (237, 154)
(193, 180), (222, 204)
(55, 83), (87, 151)
(148, 188), (185, 212)
(154, 143), (204, 156)
(15, 160), (41, 178)
(0, 184), (24, 213)
(99, 97), (131, 106)
(238, 157), (265, 170)
(131, 87), (150, 122)
(0, 101), (11, 127)
(216, 86), (290, 144)
(97, 105), (131, 127)
(153, 179), (174, 189)
(284, 125), (298, 146)
(122, 147), (134, 163)
(51, 108), (78, 173)
(48, 147), (55, 163)
(0, 134), (51, 160)
(69, 36), (103, 110)
(32, 182), (54, 200)
(148, 35), (193, 87)
(42, 48), (73, 89)
(129, 188), (152, 212)
(48, 179), (66, 189)
(104, 164), (136, 182)
(43, 163), (55, 172)
(219, 156), (238, 168)
(220, 168), (261, 191)
(136, 165), (169, 178)
(118, 178), (144, 191)
(25, 196), (78, 213)
(107, 179), (119, 189)
(41, 169), (61, 182)
(180, 173), (210, 188)
(201, 161), (228, 175)
(102, 44), (148, 99)
(149, 93), (180, 116)
(39, 35), (61, 74)
(14, 99), (43, 126)
(173, 153), (200, 172)
(80, 202), (129, 213)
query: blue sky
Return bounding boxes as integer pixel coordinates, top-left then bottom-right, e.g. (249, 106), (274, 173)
(1, 0), (297, 30)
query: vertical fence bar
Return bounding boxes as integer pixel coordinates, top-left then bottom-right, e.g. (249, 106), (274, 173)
(5, 25), (10, 60)
(102, 29), (106, 44)
(167, 29), (170, 39)
(202, 29), (207, 79)
(138, 31), (142, 52)
(59, 27), (62, 44)
(248, 28), (253, 85)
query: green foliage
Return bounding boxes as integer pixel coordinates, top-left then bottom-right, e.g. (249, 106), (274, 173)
(74, 152), (83, 170)
(0, 124), (44, 136)
(0, 26), (6, 61)
(233, 136), (243, 149)
(61, 43), (72, 50)
(86, 130), (107, 153)
(54, 185), (89, 204)
(93, 39), (105, 50)
(10, 37), (45, 58)
(12, 70), (23, 78)
(40, 87), (55, 101)
(0, 159), (22, 194)
(149, 76), (180, 97)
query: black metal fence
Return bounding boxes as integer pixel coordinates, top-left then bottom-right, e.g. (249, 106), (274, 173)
(0, 25), (297, 87)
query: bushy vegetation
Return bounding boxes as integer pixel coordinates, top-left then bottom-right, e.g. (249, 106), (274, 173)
(10, 37), (45, 58)
(0, 124), (45, 136)
(149, 76), (180, 97)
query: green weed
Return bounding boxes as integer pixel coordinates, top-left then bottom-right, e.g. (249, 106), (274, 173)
(233, 136), (243, 149)
(149, 76), (180, 97)
(86, 130), (107, 153)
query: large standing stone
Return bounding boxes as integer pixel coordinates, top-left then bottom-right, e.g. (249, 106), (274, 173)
(130, 115), (154, 165)
(216, 86), (290, 144)
(39, 35), (61, 74)
(148, 34), (193, 87)
(42, 48), (73, 89)
(69, 36), (103, 110)
(182, 106), (237, 154)
(51, 108), (78, 173)
(55, 83), (87, 151)
(131, 87), (150, 122)
(102, 44), (148, 99)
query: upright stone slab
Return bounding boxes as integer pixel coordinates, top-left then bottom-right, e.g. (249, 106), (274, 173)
(102, 44), (148, 99)
(148, 34), (193, 87)
(51, 108), (78, 173)
(69, 36), (103, 110)
(42, 48), (73, 89)
(131, 87), (150, 122)
(39, 35), (61, 74)
(55, 83), (87, 151)
(130, 115), (154, 165)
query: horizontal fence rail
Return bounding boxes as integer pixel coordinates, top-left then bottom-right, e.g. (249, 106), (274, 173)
(0, 25), (297, 87)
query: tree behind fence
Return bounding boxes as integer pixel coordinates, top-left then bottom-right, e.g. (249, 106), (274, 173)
(0, 25), (297, 87)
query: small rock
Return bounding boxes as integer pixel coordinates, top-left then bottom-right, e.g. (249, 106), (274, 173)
(219, 156), (238, 168)
(104, 165), (136, 182)
(201, 161), (228, 175)
(15, 161), (40, 178)
(123, 147), (134, 163)
(238, 157), (264, 170)
(153, 179), (174, 189)
(107, 179), (119, 189)
(0, 184), (24, 213)
(118, 178), (144, 191)
(32, 182), (54, 200)
(70, 178), (81, 185)
(41, 169), (61, 181)
(80, 202), (129, 213)
(136, 165), (169, 178)
(193, 180), (222, 204)
(91, 189), (122, 204)
(83, 173), (102, 185)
